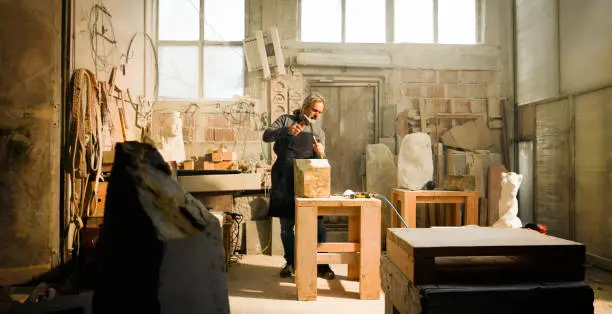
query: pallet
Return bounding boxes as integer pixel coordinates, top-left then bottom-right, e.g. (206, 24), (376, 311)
(386, 227), (586, 285)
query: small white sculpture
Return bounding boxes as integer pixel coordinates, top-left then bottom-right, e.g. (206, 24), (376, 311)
(492, 171), (523, 228)
(159, 111), (186, 163)
(397, 133), (434, 190)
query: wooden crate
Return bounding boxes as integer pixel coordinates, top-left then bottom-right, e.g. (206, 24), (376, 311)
(386, 227), (586, 285)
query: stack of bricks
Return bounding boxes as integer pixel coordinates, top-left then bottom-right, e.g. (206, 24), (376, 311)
(394, 69), (500, 139)
(195, 146), (237, 170)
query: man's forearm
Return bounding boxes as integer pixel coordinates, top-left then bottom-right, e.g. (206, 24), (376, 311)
(262, 127), (286, 142)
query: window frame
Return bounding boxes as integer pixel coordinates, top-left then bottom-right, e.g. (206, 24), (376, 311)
(155, 0), (246, 100)
(297, 0), (482, 44)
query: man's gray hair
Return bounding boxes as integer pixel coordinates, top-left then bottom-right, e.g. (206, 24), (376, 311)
(302, 92), (327, 112)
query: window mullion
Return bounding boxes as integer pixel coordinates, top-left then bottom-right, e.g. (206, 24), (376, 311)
(386, 0), (394, 43)
(341, 0), (346, 43)
(476, 0), (481, 43)
(199, 0), (205, 98)
(433, 0), (439, 43)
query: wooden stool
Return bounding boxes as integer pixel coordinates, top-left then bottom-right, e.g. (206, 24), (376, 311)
(294, 197), (381, 301)
(390, 189), (478, 228)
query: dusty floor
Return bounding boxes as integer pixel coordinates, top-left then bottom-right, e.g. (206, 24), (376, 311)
(227, 255), (385, 314)
(587, 264), (612, 314)
(228, 254), (612, 314)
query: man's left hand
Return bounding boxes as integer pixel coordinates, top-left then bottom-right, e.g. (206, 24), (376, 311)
(313, 143), (325, 158)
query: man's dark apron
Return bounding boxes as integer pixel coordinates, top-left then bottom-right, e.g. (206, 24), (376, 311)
(268, 126), (315, 218)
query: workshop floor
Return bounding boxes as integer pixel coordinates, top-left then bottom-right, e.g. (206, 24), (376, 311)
(227, 254), (612, 314)
(227, 255), (385, 314)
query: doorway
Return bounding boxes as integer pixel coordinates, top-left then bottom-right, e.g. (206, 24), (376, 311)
(307, 81), (379, 227)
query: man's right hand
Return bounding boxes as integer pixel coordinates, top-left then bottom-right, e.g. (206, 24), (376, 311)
(287, 124), (303, 136)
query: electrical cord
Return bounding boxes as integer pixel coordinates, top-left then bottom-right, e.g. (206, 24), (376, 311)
(370, 193), (409, 229)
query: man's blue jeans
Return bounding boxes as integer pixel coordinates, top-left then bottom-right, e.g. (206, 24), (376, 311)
(280, 217), (327, 265)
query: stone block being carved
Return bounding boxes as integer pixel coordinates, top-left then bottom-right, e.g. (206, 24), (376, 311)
(293, 159), (331, 198)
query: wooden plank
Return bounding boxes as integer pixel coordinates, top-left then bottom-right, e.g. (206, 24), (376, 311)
(295, 206), (318, 301)
(380, 255), (422, 314)
(316, 253), (358, 264)
(295, 198), (381, 207)
(478, 197), (488, 226)
(191, 193), (233, 212)
(402, 193), (417, 228)
(388, 227), (585, 259)
(359, 205), (381, 300)
(317, 206), (360, 216)
(414, 196), (469, 203)
(317, 242), (359, 252)
(487, 164), (506, 226)
(178, 174), (262, 192)
(393, 189), (479, 197)
(465, 195), (479, 225)
(348, 215), (360, 280)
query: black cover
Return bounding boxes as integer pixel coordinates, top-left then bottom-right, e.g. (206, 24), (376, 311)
(419, 281), (594, 314)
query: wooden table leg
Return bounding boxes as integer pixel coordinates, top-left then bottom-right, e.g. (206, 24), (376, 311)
(465, 195), (479, 225)
(348, 215), (360, 281)
(451, 203), (462, 226)
(390, 190), (399, 228)
(359, 205), (381, 300)
(295, 206), (318, 301)
(403, 194), (417, 228)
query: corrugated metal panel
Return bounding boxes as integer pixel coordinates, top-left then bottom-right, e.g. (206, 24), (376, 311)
(518, 141), (534, 223)
(535, 100), (570, 238)
(574, 88), (612, 261)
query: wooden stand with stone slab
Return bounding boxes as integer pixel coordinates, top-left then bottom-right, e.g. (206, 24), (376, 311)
(382, 227), (594, 314)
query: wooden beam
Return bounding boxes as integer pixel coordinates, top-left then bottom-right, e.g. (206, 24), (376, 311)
(317, 242), (360, 253)
(316, 253), (359, 265)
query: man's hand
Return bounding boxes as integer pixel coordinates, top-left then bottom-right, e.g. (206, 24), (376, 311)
(287, 124), (303, 136)
(313, 143), (325, 158)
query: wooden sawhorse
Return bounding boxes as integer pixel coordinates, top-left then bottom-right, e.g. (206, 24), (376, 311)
(294, 197), (381, 301)
(390, 189), (479, 228)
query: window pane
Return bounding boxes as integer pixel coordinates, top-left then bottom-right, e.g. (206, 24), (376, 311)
(204, 0), (245, 41)
(346, 0), (386, 43)
(159, 46), (199, 99)
(438, 0), (477, 44)
(394, 0), (434, 43)
(204, 46), (244, 99)
(301, 0), (342, 43)
(158, 0), (200, 41)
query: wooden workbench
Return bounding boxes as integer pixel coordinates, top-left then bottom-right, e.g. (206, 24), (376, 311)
(390, 189), (478, 228)
(294, 197), (381, 301)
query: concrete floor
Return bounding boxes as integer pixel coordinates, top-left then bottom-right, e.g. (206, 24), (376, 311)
(227, 255), (385, 314)
(228, 254), (612, 314)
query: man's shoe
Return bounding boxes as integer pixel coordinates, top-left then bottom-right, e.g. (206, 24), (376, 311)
(280, 263), (294, 278)
(317, 264), (335, 280)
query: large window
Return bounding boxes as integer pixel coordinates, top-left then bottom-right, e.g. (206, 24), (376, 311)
(300, 0), (479, 44)
(300, 0), (386, 43)
(395, 0), (478, 44)
(157, 0), (245, 100)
